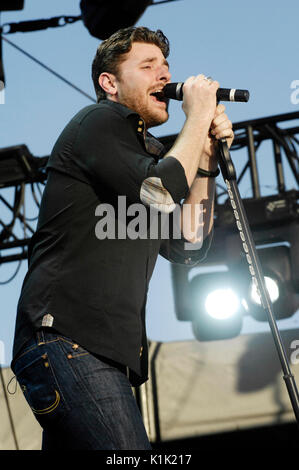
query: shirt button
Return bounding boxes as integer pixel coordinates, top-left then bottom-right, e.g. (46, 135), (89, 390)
(138, 120), (143, 126)
(137, 127), (143, 132)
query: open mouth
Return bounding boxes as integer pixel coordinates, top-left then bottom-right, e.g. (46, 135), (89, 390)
(150, 90), (167, 103)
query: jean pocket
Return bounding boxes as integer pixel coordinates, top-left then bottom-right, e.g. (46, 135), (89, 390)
(57, 336), (90, 359)
(15, 352), (68, 427)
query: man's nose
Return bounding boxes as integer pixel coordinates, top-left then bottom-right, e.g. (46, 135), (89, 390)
(157, 65), (171, 83)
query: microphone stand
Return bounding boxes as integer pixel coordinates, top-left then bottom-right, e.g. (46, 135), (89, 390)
(217, 137), (299, 425)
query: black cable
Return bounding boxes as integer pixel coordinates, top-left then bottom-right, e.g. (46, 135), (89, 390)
(285, 135), (299, 164)
(293, 136), (299, 146)
(0, 185), (27, 282)
(0, 4), (181, 100)
(35, 181), (44, 194)
(23, 182), (43, 221)
(0, 187), (23, 244)
(264, 124), (297, 160)
(30, 183), (41, 210)
(0, 194), (35, 235)
(1, 3), (181, 33)
(0, 366), (19, 449)
(152, 0), (180, 4)
(215, 182), (227, 193)
(0, 259), (23, 285)
(1, 35), (96, 103)
(2, 15), (82, 35)
(23, 214), (38, 222)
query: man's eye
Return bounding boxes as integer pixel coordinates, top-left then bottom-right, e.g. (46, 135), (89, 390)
(142, 66), (151, 69)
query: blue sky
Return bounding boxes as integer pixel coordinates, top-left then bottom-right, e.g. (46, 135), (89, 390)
(0, 0), (298, 366)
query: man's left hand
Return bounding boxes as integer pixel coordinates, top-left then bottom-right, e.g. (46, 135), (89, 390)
(203, 104), (234, 158)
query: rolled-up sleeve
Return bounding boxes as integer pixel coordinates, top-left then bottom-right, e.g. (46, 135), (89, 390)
(159, 226), (214, 266)
(140, 157), (189, 213)
(72, 106), (189, 207)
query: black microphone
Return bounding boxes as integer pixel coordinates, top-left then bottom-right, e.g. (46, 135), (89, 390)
(163, 82), (250, 102)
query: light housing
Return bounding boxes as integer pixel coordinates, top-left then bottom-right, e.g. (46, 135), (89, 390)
(240, 244), (299, 322)
(189, 272), (245, 341)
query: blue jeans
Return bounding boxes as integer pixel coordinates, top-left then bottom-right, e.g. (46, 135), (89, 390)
(11, 329), (151, 450)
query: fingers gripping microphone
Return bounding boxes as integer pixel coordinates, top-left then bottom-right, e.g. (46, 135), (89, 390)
(163, 82), (250, 102)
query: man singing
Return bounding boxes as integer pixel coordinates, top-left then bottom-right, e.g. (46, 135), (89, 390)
(11, 26), (234, 450)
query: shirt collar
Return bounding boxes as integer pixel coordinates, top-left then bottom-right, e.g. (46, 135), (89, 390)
(99, 99), (138, 119)
(100, 99), (165, 159)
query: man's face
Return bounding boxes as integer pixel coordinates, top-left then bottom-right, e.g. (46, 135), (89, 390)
(111, 42), (171, 128)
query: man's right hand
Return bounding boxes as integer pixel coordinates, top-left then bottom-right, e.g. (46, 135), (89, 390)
(182, 74), (219, 124)
(165, 74), (220, 188)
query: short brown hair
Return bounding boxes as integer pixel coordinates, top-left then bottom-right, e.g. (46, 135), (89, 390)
(91, 26), (170, 102)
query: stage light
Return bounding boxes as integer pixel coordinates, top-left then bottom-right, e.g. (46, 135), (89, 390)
(80, 0), (152, 40)
(189, 272), (245, 341)
(0, 1), (24, 11)
(171, 238), (299, 341)
(250, 276), (279, 305)
(204, 288), (240, 320)
(239, 244), (299, 322)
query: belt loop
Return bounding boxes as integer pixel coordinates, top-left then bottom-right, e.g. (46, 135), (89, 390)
(37, 329), (45, 346)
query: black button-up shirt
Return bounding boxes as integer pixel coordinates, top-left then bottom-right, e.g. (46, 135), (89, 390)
(13, 100), (212, 386)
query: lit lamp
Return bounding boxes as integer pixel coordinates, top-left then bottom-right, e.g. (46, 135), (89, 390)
(241, 244), (299, 322)
(189, 271), (245, 341)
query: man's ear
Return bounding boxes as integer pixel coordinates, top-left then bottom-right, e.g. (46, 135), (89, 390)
(98, 73), (118, 98)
